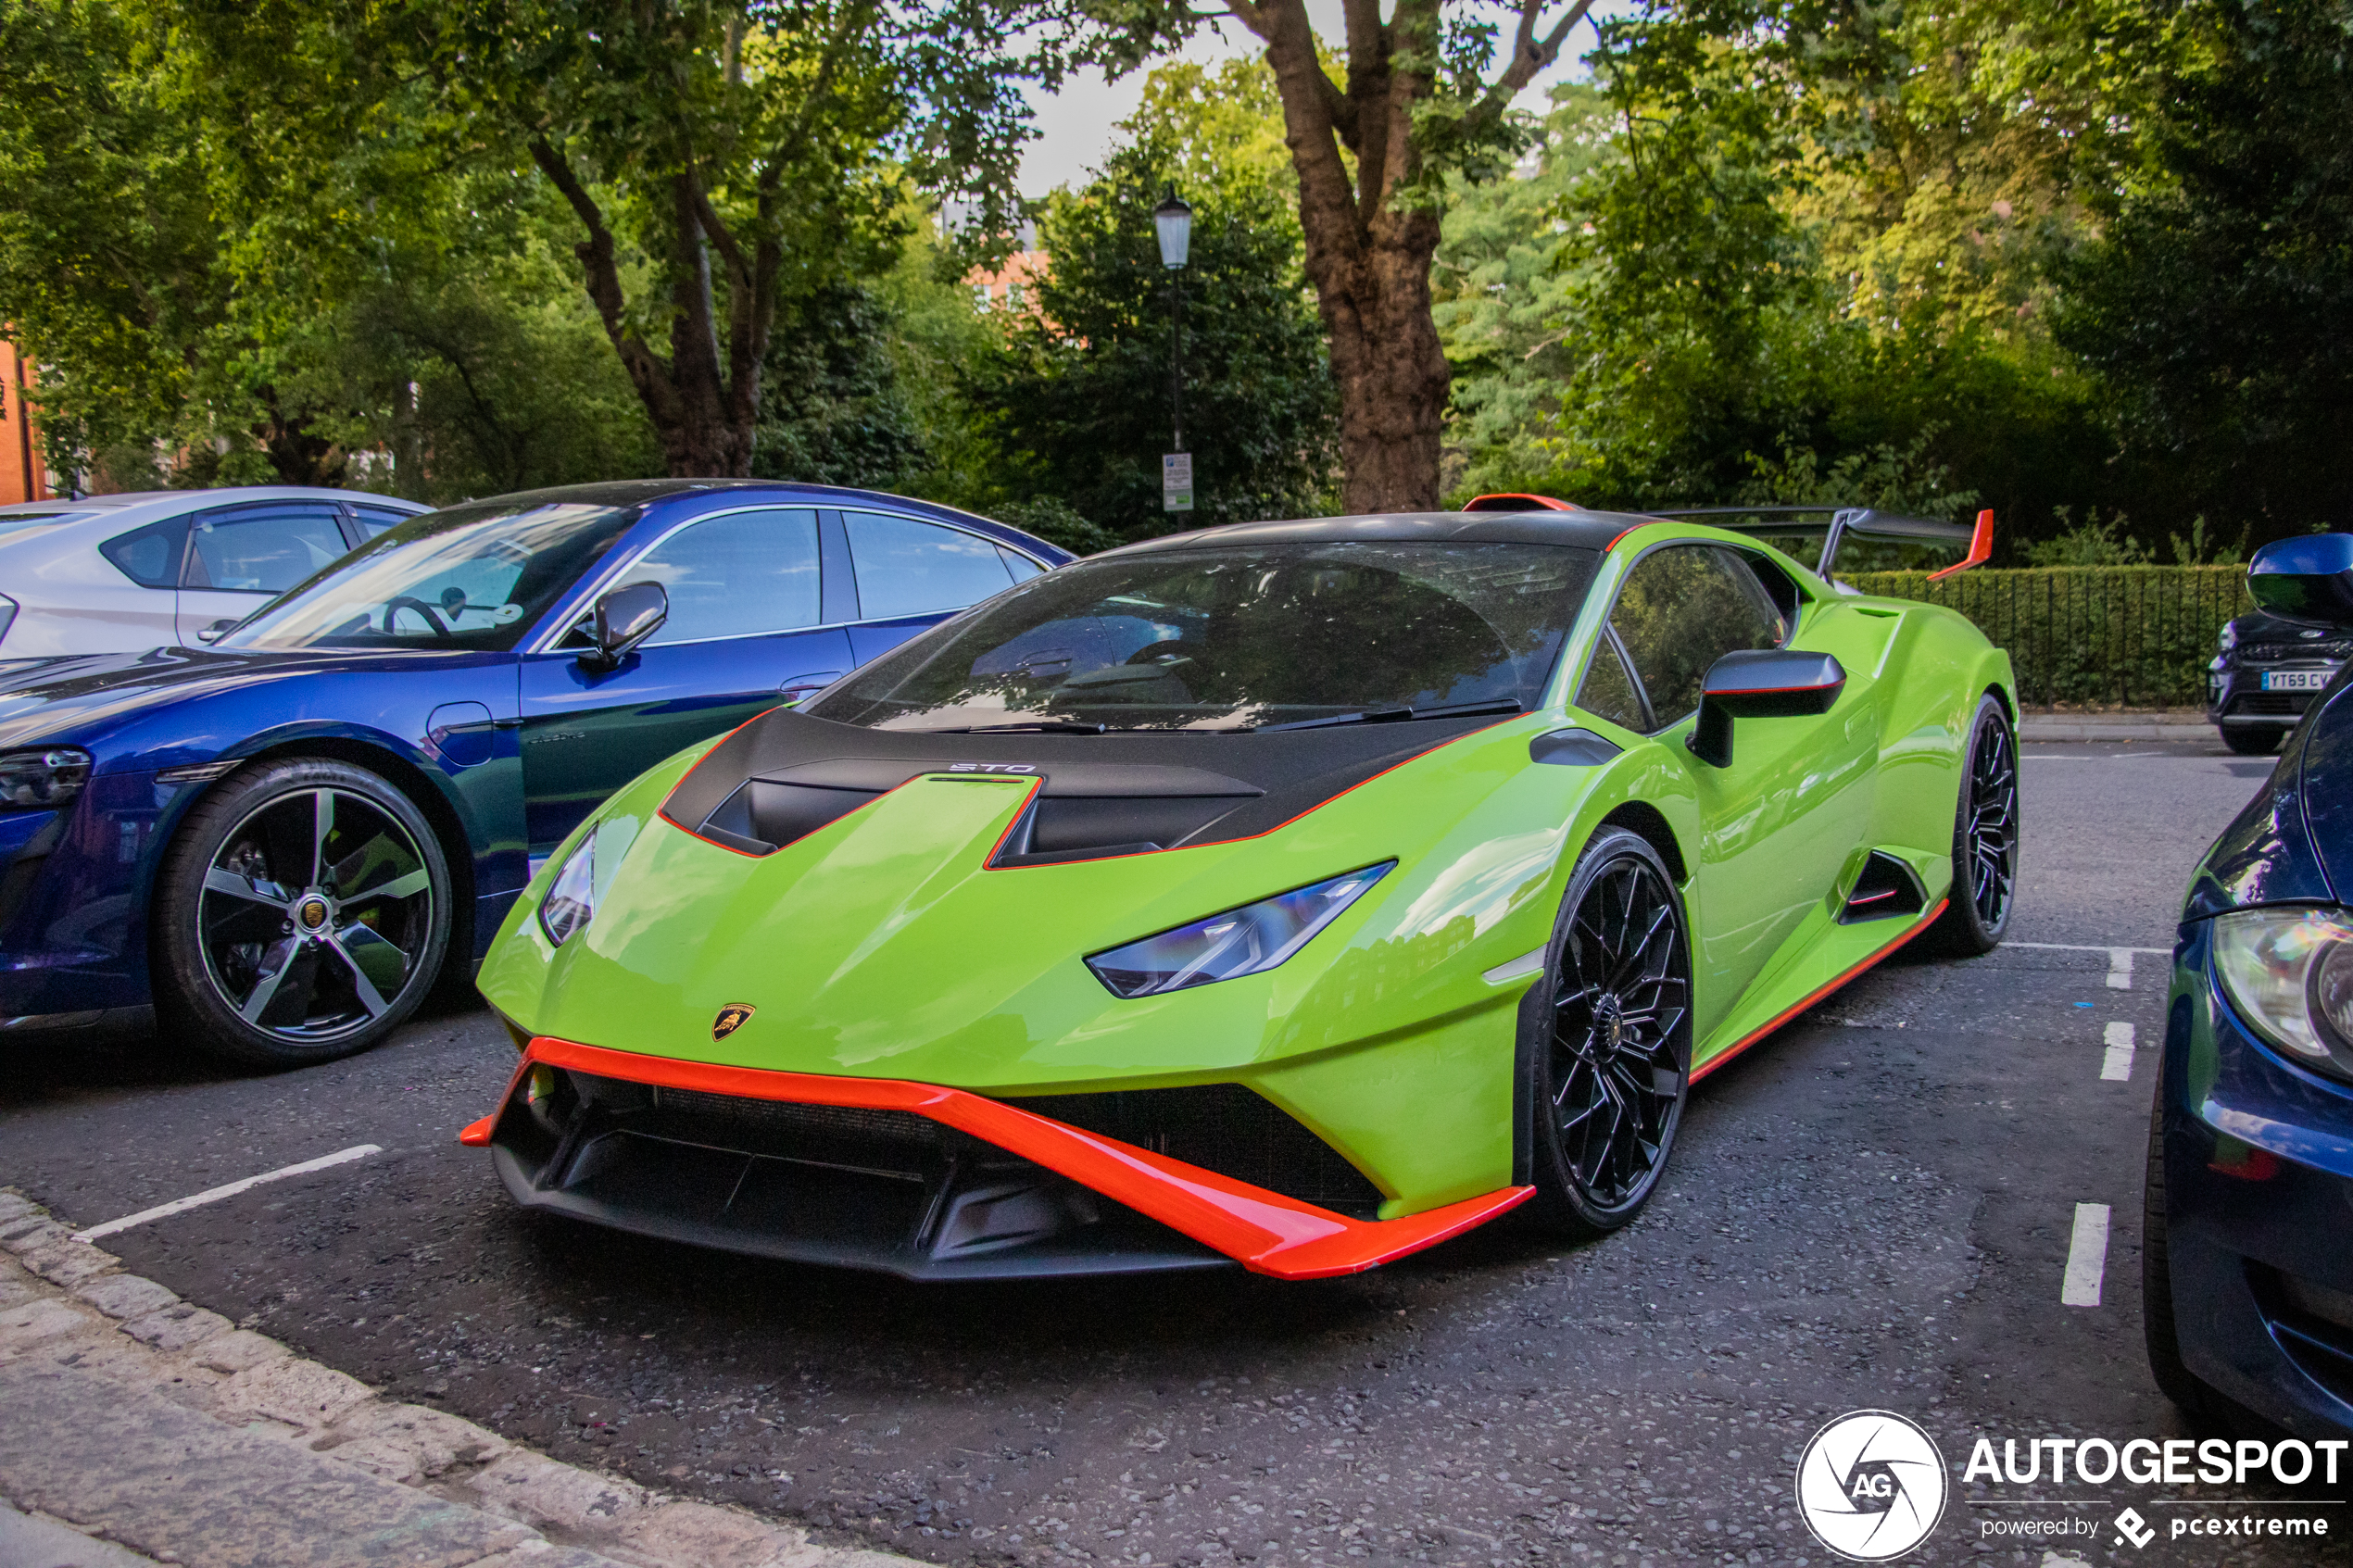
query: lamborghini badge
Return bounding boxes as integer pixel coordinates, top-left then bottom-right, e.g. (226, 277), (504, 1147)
(711, 1004), (756, 1040)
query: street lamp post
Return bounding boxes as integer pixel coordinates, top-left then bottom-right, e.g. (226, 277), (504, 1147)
(1153, 192), (1193, 512)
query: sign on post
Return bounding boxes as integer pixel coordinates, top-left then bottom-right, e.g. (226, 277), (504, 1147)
(1162, 453), (1194, 512)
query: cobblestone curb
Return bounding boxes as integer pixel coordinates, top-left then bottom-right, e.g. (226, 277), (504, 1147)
(0, 1189), (919, 1568)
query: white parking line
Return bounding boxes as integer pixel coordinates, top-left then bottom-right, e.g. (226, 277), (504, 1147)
(2061, 1203), (2112, 1307)
(2102, 1021), (2137, 1081)
(2009, 942), (2171, 955)
(2107, 950), (2134, 990)
(74, 1145), (382, 1242)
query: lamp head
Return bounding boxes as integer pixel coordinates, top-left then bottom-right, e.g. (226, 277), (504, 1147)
(1153, 192), (1192, 270)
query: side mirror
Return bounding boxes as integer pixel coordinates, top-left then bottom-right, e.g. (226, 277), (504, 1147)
(579, 581), (667, 672)
(195, 619), (238, 646)
(1688, 649), (1846, 769)
(2248, 533), (2353, 626)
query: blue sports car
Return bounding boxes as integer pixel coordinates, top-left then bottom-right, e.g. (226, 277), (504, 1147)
(2148, 532), (2353, 1436)
(0, 481), (1069, 1065)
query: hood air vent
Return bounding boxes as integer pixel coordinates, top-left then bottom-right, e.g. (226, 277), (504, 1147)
(685, 754), (1264, 861)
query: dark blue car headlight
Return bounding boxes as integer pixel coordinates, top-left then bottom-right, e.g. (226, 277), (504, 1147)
(0, 747), (92, 811)
(1086, 862), (1393, 998)
(2213, 907), (2353, 1083)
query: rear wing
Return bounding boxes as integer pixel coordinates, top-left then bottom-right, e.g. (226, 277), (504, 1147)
(1463, 495), (1994, 580)
(1642, 506), (1994, 581)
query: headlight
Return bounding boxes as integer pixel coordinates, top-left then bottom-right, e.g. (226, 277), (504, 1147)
(2218, 622), (2238, 653)
(1086, 862), (1393, 998)
(537, 812), (642, 947)
(2213, 906), (2353, 1082)
(0, 747), (92, 810)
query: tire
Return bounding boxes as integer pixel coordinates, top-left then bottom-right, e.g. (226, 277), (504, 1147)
(1524, 827), (1694, 1239)
(2221, 726), (2282, 757)
(1925, 694), (2018, 957)
(2144, 1095), (2218, 1418)
(154, 758), (452, 1067)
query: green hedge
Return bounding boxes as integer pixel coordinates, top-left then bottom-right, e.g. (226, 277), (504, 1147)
(1842, 565), (2254, 709)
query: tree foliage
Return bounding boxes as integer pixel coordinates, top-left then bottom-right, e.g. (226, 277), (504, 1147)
(963, 84), (1340, 538)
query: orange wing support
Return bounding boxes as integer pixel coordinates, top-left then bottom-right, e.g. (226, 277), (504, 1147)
(1462, 494), (1580, 512)
(1927, 509), (1994, 581)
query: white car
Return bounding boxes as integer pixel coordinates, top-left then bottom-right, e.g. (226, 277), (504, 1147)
(0, 487), (426, 662)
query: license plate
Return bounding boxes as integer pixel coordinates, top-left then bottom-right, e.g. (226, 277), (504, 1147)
(2262, 670), (2334, 691)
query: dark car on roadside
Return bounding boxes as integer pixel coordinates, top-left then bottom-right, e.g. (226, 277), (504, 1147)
(0, 481), (1070, 1068)
(2208, 608), (2352, 756)
(2148, 533), (2353, 1436)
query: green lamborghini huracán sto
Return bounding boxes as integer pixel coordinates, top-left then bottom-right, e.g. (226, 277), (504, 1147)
(463, 501), (2017, 1280)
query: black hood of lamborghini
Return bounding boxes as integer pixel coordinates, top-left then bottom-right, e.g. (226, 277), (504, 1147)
(661, 708), (1506, 865)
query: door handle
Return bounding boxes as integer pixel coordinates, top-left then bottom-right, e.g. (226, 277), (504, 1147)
(778, 671), (845, 705)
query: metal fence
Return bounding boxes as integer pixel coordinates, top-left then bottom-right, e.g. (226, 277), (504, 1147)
(1842, 565), (2254, 709)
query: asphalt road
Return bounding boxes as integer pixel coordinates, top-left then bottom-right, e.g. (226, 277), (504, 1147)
(5, 737), (2344, 1568)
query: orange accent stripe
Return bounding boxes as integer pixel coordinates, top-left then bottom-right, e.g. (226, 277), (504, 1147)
(1688, 899), (1948, 1085)
(466, 1037), (1531, 1279)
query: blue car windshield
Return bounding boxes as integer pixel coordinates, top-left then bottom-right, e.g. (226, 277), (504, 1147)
(219, 500), (639, 652)
(806, 540), (1601, 731)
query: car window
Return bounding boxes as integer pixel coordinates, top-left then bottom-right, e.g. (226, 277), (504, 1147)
(99, 516), (192, 588)
(219, 499), (640, 652)
(998, 545), (1044, 583)
(1576, 630), (1648, 731)
(184, 504), (351, 594)
(1606, 546), (1786, 731)
(615, 508), (822, 646)
(808, 540), (1600, 731)
(351, 505), (411, 541)
(844, 512), (1014, 621)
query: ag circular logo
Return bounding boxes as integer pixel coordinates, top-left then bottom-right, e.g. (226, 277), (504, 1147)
(1794, 1410), (1948, 1561)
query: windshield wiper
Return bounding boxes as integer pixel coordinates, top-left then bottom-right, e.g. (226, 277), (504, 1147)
(921, 720), (1113, 734)
(1249, 698), (1523, 734)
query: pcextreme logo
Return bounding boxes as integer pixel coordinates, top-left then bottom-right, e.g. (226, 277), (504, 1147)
(1795, 1411), (1949, 1561)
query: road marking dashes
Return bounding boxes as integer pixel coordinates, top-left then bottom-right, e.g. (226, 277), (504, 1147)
(75, 1145), (382, 1242)
(2061, 1203), (2111, 1306)
(2107, 949), (2134, 990)
(2101, 1021), (2137, 1081)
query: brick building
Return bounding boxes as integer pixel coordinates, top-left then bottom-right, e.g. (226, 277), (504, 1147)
(0, 340), (52, 503)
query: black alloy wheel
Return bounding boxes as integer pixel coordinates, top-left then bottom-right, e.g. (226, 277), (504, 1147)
(1528, 828), (1692, 1237)
(156, 758), (451, 1066)
(1928, 695), (2018, 956)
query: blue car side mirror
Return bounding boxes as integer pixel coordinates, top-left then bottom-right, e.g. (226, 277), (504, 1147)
(580, 581), (668, 672)
(2248, 533), (2353, 627)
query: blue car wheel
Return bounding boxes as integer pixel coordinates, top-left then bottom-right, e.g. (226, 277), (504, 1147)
(154, 759), (452, 1065)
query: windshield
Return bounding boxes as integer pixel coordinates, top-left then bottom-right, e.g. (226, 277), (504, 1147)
(220, 500), (640, 652)
(806, 540), (1599, 732)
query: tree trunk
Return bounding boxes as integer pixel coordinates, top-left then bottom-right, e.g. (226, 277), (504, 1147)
(1232, 0), (1592, 512)
(1320, 220), (1451, 513)
(531, 142), (770, 480)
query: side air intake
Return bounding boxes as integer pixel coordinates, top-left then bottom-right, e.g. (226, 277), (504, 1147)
(1839, 850), (1928, 923)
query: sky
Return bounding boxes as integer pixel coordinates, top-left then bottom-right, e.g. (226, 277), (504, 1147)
(1015, 0), (1624, 196)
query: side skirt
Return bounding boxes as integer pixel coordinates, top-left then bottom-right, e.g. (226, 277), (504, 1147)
(1689, 899), (1947, 1085)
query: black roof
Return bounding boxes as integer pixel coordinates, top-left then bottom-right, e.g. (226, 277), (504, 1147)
(1102, 510), (1640, 556)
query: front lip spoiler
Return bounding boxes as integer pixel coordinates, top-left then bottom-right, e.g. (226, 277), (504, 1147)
(462, 1036), (1532, 1280)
